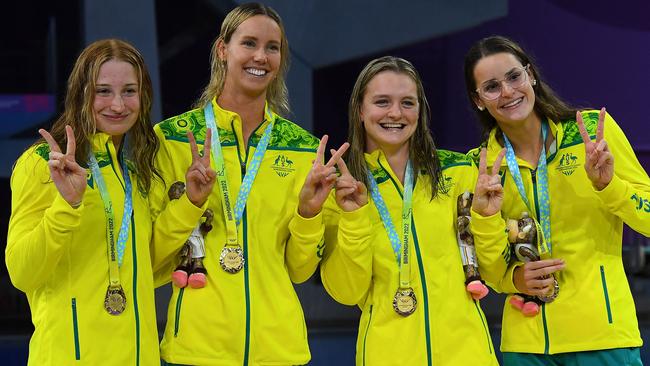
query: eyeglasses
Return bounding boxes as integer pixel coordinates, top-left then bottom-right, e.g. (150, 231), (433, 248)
(475, 64), (531, 101)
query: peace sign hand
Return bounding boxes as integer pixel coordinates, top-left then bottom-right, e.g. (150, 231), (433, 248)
(472, 147), (506, 217)
(577, 108), (614, 191)
(298, 135), (350, 218)
(185, 129), (217, 207)
(332, 151), (367, 212)
(39, 125), (87, 208)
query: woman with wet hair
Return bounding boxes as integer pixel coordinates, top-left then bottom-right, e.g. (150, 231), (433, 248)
(320, 56), (500, 365)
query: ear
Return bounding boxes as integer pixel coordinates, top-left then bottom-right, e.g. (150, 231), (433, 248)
(216, 38), (227, 62)
(473, 95), (485, 111)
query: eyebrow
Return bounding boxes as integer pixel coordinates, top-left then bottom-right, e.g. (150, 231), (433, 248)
(95, 83), (138, 87)
(370, 94), (417, 100)
(482, 67), (521, 83)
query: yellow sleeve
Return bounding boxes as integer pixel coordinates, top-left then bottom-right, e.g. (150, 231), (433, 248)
(6, 151), (84, 292)
(149, 125), (207, 286)
(593, 112), (650, 236)
(470, 208), (511, 292)
(320, 196), (373, 306)
(285, 207), (325, 284)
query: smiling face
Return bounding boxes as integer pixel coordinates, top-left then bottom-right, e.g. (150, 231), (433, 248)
(218, 15), (282, 99)
(93, 59), (140, 146)
(360, 71), (419, 153)
(473, 52), (537, 128)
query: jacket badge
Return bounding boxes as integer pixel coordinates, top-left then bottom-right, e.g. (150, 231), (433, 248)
(440, 175), (454, 194)
(271, 154), (296, 177)
(556, 153), (579, 176)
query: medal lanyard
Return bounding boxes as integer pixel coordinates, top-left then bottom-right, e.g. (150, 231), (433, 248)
(203, 101), (274, 247)
(367, 160), (414, 289)
(88, 144), (133, 289)
(502, 120), (552, 255)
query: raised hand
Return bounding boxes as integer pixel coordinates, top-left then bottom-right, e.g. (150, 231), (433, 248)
(577, 108), (614, 191)
(513, 259), (565, 297)
(39, 125), (87, 208)
(471, 147), (506, 217)
(185, 129), (217, 207)
(298, 135), (349, 218)
(332, 151), (367, 212)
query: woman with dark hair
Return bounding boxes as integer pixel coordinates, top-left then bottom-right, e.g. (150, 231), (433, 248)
(465, 35), (649, 365)
(150, 3), (347, 365)
(5, 39), (206, 365)
(320, 56), (500, 365)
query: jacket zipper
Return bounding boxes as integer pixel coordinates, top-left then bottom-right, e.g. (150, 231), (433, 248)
(531, 168), (551, 354)
(233, 120), (254, 366)
(361, 305), (373, 366)
(107, 143), (141, 364)
(380, 164), (433, 365)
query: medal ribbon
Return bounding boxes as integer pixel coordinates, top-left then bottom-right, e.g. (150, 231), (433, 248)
(502, 121), (552, 254)
(367, 160), (414, 289)
(203, 100), (274, 248)
(88, 143), (133, 289)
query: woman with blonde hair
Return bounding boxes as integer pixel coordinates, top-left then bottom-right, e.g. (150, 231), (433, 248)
(151, 3), (347, 365)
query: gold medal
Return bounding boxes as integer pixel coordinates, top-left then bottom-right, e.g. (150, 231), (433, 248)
(104, 285), (126, 315)
(393, 287), (417, 316)
(220, 246), (244, 273)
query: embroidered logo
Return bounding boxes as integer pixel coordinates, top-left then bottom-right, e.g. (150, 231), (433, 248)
(556, 153), (579, 176)
(271, 154), (296, 177)
(440, 175), (454, 195)
(631, 193), (650, 213)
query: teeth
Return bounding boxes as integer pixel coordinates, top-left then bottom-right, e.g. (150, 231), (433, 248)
(246, 68), (267, 76)
(502, 98), (522, 108)
(380, 123), (404, 129)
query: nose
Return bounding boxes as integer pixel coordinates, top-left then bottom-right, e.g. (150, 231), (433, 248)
(110, 95), (125, 112)
(500, 80), (515, 97)
(253, 47), (267, 63)
(387, 103), (402, 120)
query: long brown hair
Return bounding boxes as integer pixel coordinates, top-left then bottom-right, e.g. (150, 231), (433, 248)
(194, 2), (290, 116)
(37, 38), (160, 193)
(464, 35), (577, 139)
(347, 56), (443, 199)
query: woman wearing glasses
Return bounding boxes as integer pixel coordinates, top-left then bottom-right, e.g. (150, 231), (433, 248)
(465, 35), (649, 365)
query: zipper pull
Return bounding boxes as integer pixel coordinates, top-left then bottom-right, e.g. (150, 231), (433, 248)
(240, 162), (246, 176)
(531, 169), (537, 184)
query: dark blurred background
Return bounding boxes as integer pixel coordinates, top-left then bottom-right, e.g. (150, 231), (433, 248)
(1, 0), (649, 364)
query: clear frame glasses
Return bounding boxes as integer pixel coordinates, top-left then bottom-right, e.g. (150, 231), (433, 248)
(475, 64), (531, 101)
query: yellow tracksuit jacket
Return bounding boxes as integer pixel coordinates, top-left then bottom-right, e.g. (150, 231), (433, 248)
(6, 133), (169, 365)
(470, 110), (649, 354)
(321, 149), (499, 366)
(150, 100), (324, 365)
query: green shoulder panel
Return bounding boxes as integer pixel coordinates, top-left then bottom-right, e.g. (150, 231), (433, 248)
(157, 109), (236, 146)
(560, 111), (598, 149)
(267, 117), (319, 151)
(466, 148), (481, 167)
(34, 143), (50, 161)
(33, 143), (110, 168)
(437, 149), (473, 170)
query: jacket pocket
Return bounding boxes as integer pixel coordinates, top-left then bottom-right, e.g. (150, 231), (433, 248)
(71, 298), (81, 360)
(361, 305), (373, 366)
(174, 288), (185, 337)
(599, 265), (613, 324)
